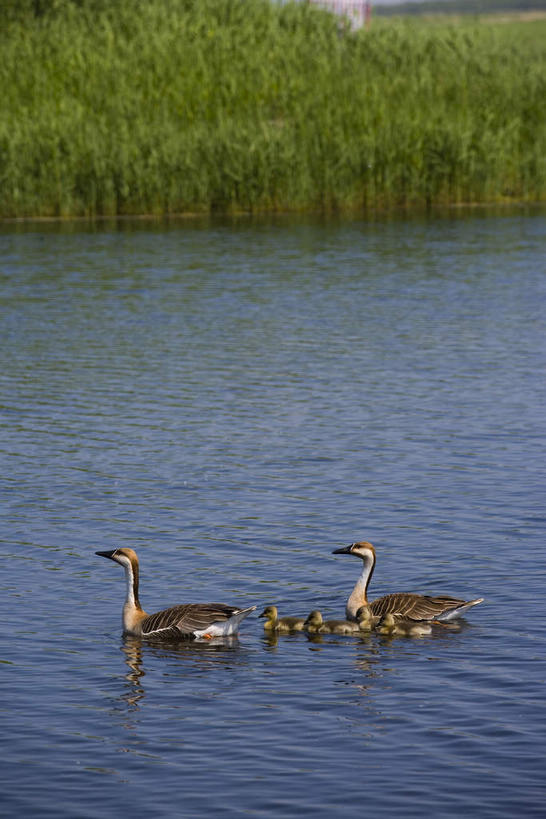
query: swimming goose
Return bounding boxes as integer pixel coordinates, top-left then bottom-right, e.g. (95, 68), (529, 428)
(96, 548), (255, 639)
(376, 612), (432, 637)
(259, 606), (305, 632)
(303, 610), (360, 635)
(332, 541), (483, 622)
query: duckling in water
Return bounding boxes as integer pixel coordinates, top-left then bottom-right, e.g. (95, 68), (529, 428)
(354, 606), (378, 633)
(259, 605), (305, 633)
(303, 610), (324, 633)
(377, 612), (432, 637)
(304, 610), (361, 635)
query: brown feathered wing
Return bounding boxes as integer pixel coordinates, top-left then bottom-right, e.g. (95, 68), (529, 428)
(369, 593), (481, 621)
(141, 603), (245, 638)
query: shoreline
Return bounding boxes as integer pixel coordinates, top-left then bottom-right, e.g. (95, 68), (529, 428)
(1, 200), (544, 226)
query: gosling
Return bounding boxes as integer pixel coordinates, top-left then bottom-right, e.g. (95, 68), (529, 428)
(304, 610), (362, 635)
(259, 605), (305, 633)
(354, 606), (378, 633)
(377, 612), (432, 638)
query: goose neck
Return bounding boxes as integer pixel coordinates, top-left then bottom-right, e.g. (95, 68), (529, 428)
(346, 552), (375, 619)
(123, 557), (142, 612)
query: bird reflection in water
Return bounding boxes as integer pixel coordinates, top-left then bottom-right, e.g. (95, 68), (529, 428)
(120, 636), (146, 711)
(262, 631), (279, 648)
(261, 629), (315, 649)
(120, 634), (244, 712)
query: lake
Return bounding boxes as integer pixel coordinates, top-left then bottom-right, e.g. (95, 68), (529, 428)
(1, 209), (545, 817)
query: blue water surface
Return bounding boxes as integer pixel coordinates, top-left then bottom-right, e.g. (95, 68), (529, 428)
(1, 209), (545, 817)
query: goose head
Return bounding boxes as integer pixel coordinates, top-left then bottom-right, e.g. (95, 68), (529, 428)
(332, 541), (375, 560)
(96, 547), (142, 610)
(377, 613), (397, 634)
(259, 606), (278, 621)
(96, 547), (138, 570)
(304, 610), (323, 628)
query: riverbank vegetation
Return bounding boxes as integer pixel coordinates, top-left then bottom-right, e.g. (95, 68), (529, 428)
(1, 0), (545, 216)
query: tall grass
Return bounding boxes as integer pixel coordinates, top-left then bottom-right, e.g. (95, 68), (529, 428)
(0, 0), (544, 216)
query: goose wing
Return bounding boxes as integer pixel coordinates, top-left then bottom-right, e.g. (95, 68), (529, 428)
(141, 603), (245, 638)
(370, 593), (475, 621)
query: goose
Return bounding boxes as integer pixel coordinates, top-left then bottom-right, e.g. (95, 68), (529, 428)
(96, 548), (255, 639)
(332, 541), (483, 622)
(303, 610), (360, 635)
(376, 612), (432, 637)
(259, 605), (305, 632)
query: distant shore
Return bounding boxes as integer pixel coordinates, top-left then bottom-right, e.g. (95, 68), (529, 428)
(1, 200), (544, 225)
(1, 0), (544, 218)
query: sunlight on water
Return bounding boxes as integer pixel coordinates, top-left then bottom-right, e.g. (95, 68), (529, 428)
(1, 211), (545, 817)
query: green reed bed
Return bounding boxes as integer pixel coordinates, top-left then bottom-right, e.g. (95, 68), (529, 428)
(0, 0), (545, 216)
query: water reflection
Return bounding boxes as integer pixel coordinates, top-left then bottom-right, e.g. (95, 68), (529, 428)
(262, 632), (279, 649)
(120, 637), (146, 711)
(119, 634), (245, 712)
(261, 625), (456, 651)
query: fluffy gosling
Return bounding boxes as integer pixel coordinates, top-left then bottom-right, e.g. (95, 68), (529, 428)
(259, 605), (305, 633)
(304, 610), (361, 635)
(377, 612), (432, 637)
(354, 606), (378, 633)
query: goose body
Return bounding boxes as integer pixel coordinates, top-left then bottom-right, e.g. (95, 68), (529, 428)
(259, 606), (305, 632)
(304, 610), (361, 635)
(377, 612), (432, 637)
(333, 541), (483, 622)
(96, 548), (255, 639)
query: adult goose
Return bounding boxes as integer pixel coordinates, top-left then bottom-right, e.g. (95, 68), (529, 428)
(332, 541), (483, 622)
(96, 548), (255, 639)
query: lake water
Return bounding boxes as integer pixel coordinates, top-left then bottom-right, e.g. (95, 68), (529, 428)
(1, 209), (545, 818)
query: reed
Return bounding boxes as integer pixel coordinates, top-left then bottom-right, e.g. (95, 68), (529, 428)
(0, 0), (544, 216)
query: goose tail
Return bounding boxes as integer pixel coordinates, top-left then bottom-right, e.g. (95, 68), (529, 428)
(436, 597), (484, 621)
(194, 605), (256, 638)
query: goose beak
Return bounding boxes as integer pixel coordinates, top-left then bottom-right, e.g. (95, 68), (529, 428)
(332, 545), (353, 555)
(96, 550), (118, 560)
